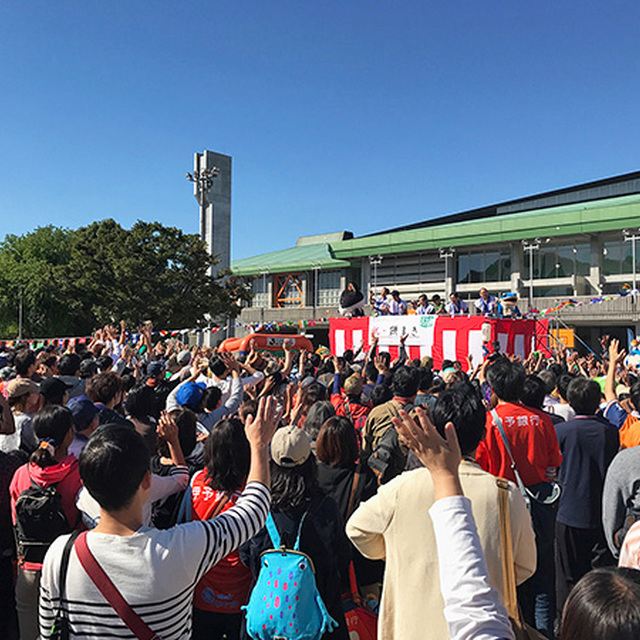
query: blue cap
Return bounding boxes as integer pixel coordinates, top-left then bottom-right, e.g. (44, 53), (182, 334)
(176, 382), (206, 410)
(67, 396), (99, 432)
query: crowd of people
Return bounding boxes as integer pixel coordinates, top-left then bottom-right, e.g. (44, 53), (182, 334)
(1, 322), (640, 639)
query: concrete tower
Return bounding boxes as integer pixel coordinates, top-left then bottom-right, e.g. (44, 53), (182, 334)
(192, 150), (231, 276)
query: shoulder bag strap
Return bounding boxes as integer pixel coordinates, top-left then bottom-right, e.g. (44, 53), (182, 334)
(490, 409), (530, 508)
(496, 478), (519, 623)
(204, 493), (230, 520)
(75, 532), (162, 640)
(50, 530), (80, 633)
(175, 472), (199, 524)
(343, 399), (354, 422)
(59, 531), (80, 601)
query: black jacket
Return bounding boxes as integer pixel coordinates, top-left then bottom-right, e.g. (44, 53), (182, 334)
(317, 462), (384, 587)
(240, 493), (350, 640)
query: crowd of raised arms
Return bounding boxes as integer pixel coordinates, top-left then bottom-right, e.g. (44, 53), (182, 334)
(2, 321), (640, 640)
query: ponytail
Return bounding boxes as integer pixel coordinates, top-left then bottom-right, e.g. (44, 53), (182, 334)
(30, 438), (58, 468)
(30, 406), (74, 468)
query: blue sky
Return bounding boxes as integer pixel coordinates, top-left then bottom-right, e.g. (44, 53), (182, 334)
(1, 2), (639, 260)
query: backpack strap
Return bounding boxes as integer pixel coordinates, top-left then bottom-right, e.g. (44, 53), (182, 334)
(75, 532), (162, 640)
(265, 512), (281, 549)
(293, 512), (308, 551)
(266, 511), (309, 551)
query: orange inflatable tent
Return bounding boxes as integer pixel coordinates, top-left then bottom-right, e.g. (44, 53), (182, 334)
(217, 333), (313, 354)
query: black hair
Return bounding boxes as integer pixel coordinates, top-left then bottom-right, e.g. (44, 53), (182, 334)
(121, 373), (137, 393)
(96, 355), (113, 372)
(343, 349), (354, 364)
(557, 372), (576, 402)
(567, 377), (601, 415)
(202, 386), (223, 412)
(418, 367), (434, 392)
(79, 425), (150, 512)
(203, 418), (250, 493)
(486, 358), (526, 402)
(559, 567), (640, 640)
(270, 455), (319, 512)
(391, 366), (421, 398)
(430, 376), (445, 395)
(162, 408), (197, 458)
(303, 401), (335, 440)
(124, 385), (158, 421)
(86, 372), (123, 405)
(441, 359), (454, 370)
(14, 349), (36, 377)
(210, 358), (227, 378)
(432, 382), (486, 456)
(297, 382), (326, 419)
(364, 362), (378, 384)
(537, 369), (557, 395)
(370, 384), (393, 407)
(30, 405), (74, 468)
(521, 375), (547, 410)
(78, 358), (98, 379)
(629, 381), (640, 413)
(238, 398), (258, 423)
(316, 416), (359, 468)
(378, 351), (391, 368)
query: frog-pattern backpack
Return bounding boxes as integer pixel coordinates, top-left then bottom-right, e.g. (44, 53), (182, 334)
(243, 512), (338, 640)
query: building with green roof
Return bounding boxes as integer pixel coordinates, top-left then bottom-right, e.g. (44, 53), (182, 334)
(232, 170), (640, 340)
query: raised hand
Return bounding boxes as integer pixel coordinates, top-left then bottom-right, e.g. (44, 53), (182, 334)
(392, 407), (462, 501)
(245, 396), (283, 450)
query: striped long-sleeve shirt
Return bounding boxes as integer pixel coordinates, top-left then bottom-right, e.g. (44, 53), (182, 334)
(39, 481), (270, 639)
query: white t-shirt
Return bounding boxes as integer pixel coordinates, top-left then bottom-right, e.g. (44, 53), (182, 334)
(40, 482), (270, 639)
(76, 466), (189, 528)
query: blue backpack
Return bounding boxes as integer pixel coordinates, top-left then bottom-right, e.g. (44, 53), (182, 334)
(243, 512), (338, 640)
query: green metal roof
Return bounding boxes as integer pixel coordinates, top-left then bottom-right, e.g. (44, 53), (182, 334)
(232, 193), (640, 275)
(231, 243), (351, 276)
(333, 193), (640, 258)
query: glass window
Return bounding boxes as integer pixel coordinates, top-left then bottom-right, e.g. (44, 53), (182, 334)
(524, 241), (592, 279)
(250, 276), (270, 308)
(603, 239), (640, 275)
(316, 271), (342, 307)
(499, 251), (512, 281)
(457, 253), (470, 284)
(574, 243), (590, 276)
(457, 248), (512, 284)
(534, 285), (574, 297)
(484, 251), (500, 281)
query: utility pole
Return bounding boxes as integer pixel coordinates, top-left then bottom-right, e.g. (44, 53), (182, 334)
(439, 248), (455, 297)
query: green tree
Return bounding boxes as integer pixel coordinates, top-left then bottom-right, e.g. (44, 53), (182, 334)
(61, 219), (244, 330)
(0, 220), (249, 338)
(0, 226), (75, 338)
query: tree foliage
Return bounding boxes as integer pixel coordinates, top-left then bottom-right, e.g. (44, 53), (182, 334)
(0, 220), (249, 338)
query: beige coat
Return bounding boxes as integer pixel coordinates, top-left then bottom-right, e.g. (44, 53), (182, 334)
(346, 461), (536, 640)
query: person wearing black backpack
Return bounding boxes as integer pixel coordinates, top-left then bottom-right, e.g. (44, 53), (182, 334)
(9, 405), (83, 640)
